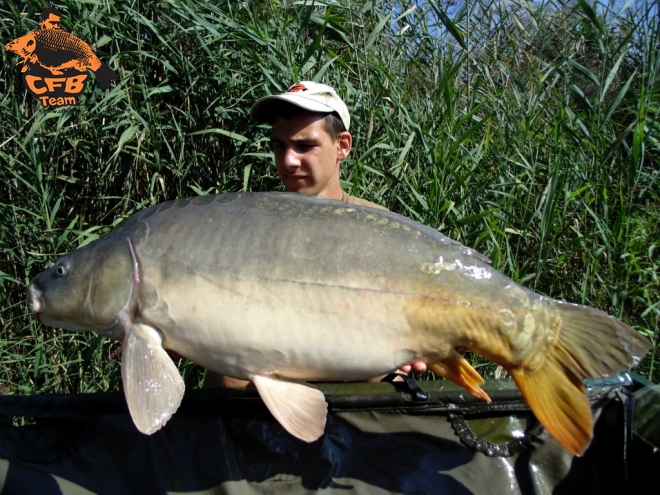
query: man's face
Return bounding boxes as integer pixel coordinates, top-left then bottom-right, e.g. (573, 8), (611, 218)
(271, 112), (351, 198)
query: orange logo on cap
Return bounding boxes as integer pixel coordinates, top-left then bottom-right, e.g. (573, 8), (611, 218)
(5, 7), (117, 107)
(287, 83), (308, 93)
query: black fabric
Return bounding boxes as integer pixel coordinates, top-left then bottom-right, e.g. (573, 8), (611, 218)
(0, 375), (656, 495)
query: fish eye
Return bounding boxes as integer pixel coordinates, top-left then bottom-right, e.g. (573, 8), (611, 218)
(55, 265), (67, 276)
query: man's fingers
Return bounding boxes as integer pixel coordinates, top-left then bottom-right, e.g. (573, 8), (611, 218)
(411, 361), (427, 373)
(398, 361), (427, 374)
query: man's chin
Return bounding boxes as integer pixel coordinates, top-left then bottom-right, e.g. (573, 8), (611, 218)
(284, 181), (315, 195)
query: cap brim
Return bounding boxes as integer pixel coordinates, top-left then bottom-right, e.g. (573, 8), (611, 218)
(250, 94), (336, 123)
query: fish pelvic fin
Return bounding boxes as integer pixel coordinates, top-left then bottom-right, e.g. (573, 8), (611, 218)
(506, 301), (651, 457)
(428, 352), (491, 402)
(121, 323), (185, 435)
(251, 375), (327, 442)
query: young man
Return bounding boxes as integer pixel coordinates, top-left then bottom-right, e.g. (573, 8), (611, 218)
(251, 81), (388, 209)
(204, 82), (425, 388)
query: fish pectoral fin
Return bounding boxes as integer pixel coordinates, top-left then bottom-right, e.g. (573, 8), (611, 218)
(428, 352), (491, 402)
(121, 323), (184, 435)
(251, 375), (327, 443)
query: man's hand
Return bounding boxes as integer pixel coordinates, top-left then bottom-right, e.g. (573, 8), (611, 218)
(399, 347), (467, 375)
(399, 361), (428, 374)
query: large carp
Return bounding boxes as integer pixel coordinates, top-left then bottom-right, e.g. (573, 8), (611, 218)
(26, 192), (650, 456)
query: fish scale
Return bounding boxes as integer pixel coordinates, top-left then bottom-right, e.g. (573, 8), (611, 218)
(33, 28), (101, 70)
(26, 192), (650, 456)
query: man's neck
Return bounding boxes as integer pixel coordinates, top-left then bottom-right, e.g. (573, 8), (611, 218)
(315, 177), (344, 201)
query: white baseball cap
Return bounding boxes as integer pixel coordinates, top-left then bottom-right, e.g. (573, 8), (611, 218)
(250, 81), (350, 130)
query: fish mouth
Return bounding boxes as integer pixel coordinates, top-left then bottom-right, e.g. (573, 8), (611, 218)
(26, 286), (45, 324)
(26, 285), (43, 314)
(26, 284), (120, 334)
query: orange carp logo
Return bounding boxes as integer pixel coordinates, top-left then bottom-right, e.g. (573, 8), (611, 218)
(5, 7), (117, 107)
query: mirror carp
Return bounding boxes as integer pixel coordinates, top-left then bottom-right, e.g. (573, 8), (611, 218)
(26, 192), (650, 456)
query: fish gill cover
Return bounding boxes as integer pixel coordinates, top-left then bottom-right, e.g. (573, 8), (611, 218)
(4, 7), (118, 107)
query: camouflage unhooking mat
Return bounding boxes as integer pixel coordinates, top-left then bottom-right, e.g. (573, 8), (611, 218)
(0, 374), (658, 494)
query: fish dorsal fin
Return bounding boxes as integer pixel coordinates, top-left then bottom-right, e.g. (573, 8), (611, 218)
(121, 323), (185, 434)
(251, 375), (327, 442)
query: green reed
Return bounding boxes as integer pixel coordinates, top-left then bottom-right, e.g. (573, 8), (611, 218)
(1, 0), (657, 393)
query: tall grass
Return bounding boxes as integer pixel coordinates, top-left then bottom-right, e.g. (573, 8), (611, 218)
(1, 0), (658, 394)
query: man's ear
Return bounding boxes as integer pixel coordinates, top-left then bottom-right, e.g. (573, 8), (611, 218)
(337, 131), (352, 160)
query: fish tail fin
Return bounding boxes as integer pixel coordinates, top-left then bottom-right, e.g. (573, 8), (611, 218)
(508, 349), (591, 456)
(506, 302), (651, 456)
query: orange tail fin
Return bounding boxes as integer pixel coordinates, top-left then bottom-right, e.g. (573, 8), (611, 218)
(506, 301), (651, 456)
(508, 349), (591, 456)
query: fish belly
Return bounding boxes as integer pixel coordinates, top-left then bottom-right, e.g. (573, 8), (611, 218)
(150, 273), (421, 381)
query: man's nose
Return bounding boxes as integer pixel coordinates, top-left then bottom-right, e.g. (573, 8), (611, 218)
(280, 147), (301, 169)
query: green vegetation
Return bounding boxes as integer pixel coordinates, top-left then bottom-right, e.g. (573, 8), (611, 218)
(1, 0), (658, 394)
